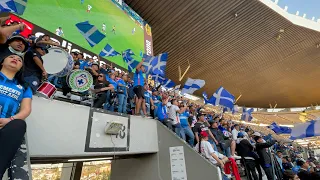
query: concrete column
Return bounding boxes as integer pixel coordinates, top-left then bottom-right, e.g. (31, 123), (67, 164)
(60, 163), (75, 180)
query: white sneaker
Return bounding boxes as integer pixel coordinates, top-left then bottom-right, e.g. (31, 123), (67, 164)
(231, 155), (241, 159)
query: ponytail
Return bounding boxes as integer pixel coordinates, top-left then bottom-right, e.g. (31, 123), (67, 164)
(198, 133), (202, 154)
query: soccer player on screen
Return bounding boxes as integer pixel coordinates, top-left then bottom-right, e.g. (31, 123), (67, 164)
(87, 4), (92, 13)
(80, 0), (84, 4)
(111, 25), (116, 34)
(55, 27), (64, 37)
(102, 23), (106, 34)
(132, 27), (135, 35)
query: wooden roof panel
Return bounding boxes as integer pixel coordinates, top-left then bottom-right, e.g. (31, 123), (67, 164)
(125, 0), (320, 107)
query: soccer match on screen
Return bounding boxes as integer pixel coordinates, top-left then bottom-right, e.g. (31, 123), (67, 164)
(21, 0), (147, 68)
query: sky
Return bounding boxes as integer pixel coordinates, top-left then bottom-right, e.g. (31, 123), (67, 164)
(277, 0), (320, 20)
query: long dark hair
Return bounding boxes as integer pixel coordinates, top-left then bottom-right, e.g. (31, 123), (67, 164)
(198, 133), (204, 154)
(0, 56), (28, 89)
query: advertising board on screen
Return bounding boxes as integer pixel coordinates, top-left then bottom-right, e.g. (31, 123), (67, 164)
(20, 0), (153, 69)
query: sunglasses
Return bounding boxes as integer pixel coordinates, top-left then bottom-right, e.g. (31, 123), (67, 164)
(98, 75), (103, 77)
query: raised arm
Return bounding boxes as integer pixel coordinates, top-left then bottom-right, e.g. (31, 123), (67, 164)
(0, 23), (24, 44)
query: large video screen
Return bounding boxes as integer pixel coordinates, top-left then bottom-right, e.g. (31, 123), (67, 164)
(21, 0), (153, 69)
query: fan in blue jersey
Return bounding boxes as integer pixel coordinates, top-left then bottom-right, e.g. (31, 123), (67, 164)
(0, 53), (32, 179)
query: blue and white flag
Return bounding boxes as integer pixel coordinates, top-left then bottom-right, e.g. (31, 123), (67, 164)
(124, 49), (135, 56)
(0, 0), (16, 13)
(181, 78), (205, 94)
(122, 52), (139, 73)
(161, 78), (175, 88)
(290, 120), (320, 140)
(211, 86), (235, 109)
(269, 122), (292, 134)
(99, 44), (120, 57)
(151, 74), (165, 83)
(0, 0), (27, 15)
(203, 92), (210, 104)
(75, 21), (106, 47)
(241, 108), (254, 121)
(151, 74), (175, 88)
(13, 0), (27, 15)
(143, 53), (168, 76)
(232, 105), (239, 115)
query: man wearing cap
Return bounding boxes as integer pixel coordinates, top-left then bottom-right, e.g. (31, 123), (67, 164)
(0, 21), (25, 50)
(23, 43), (49, 93)
(0, 34), (29, 58)
(194, 113), (219, 148)
(254, 135), (277, 180)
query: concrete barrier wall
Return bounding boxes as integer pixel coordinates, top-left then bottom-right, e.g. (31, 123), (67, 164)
(27, 97), (158, 158)
(110, 122), (221, 180)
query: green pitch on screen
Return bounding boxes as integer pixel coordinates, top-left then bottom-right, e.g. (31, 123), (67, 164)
(22, 0), (145, 69)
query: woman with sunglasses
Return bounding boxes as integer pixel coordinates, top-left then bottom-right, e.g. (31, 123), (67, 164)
(92, 73), (114, 108)
(0, 53), (32, 179)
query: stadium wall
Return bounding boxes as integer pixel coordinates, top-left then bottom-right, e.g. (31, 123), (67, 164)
(110, 122), (222, 180)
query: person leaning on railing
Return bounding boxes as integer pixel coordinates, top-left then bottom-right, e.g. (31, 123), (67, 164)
(92, 73), (114, 108)
(0, 53), (32, 179)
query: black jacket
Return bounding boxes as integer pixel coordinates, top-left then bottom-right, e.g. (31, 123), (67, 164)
(255, 140), (276, 167)
(236, 139), (254, 157)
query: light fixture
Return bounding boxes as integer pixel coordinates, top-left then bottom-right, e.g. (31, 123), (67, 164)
(68, 157), (113, 162)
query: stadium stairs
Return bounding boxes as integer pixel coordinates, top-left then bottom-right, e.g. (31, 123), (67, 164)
(3, 96), (221, 180)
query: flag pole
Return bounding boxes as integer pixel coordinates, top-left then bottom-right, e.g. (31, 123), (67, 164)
(178, 60), (190, 81)
(234, 94), (242, 104)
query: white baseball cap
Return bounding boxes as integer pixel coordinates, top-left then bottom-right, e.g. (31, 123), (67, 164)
(252, 132), (261, 137)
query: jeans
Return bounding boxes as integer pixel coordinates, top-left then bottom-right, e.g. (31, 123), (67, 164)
(174, 123), (182, 137)
(208, 139), (219, 151)
(117, 94), (127, 114)
(180, 126), (194, 147)
(24, 75), (40, 94)
(0, 120), (26, 179)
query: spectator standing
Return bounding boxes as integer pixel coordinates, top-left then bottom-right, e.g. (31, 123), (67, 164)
(23, 44), (48, 93)
(168, 99), (187, 136)
(92, 74), (113, 108)
(231, 124), (240, 141)
(117, 74), (128, 114)
(133, 58), (146, 115)
(254, 136), (277, 180)
(276, 151), (283, 170)
(178, 104), (194, 147)
(236, 132), (262, 180)
(194, 114), (219, 151)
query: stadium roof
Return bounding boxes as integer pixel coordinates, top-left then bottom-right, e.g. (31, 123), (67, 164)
(125, 0), (320, 108)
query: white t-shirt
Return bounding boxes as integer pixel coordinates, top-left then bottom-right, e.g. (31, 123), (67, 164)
(195, 141), (224, 165)
(88, 5), (92, 10)
(102, 24), (106, 30)
(231, 128), (238, 140)
(55, 29), (63, 36)
(168, 105), (180, 125)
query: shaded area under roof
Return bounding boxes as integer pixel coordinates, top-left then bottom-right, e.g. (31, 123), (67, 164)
(125, 0), (320, 108)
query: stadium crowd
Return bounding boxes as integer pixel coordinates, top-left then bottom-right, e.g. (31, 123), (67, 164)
(1, 16), (320, 180)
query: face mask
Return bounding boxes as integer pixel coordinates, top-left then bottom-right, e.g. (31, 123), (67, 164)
(8, 46), (25, 57)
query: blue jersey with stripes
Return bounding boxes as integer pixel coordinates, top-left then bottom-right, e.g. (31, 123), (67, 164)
(144, 91), (151, 104)
(179, 111), (190, 127)
(133, 70), (144, 87)
(0, 72), (32, 118)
